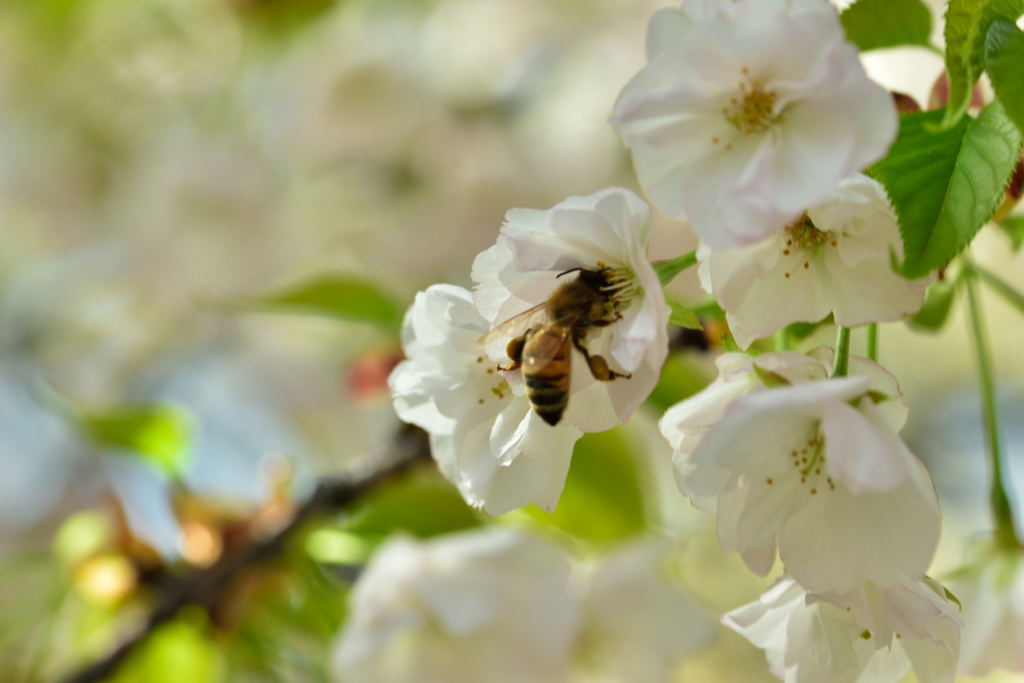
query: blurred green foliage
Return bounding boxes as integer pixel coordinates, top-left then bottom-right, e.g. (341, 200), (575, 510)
(647, 352), (712, 413)
(999, 215), (1024, 250)
(907, 279), (959, 332)
(521, 429), (649, 545)
(75, 404), (192, 477)
(342, 469), (484, 541)
(228, 273), (404, 334)
(114, 610), (224, 683)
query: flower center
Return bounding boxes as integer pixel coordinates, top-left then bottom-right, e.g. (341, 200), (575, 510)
(775, 431), (837, 495)
(780, 214), (840, 280)
(787, 214), (829, 249)
(723, 75), (782, 135)
(474, 356), (512, 405)
(595, 262), (639, 317)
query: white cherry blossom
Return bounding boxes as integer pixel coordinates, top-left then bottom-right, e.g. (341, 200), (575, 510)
(472, 187), (669, 433)
(389, 284), (581, 515)
(698, 175), (930, 348)
(611, 0), (897, 249)
(574, 540), (714, 682)
(331, 529), (578, 683)
(661, 350), (938, 592)
(949, 550), (1024, 676)
(331, 530), (713, 683)
(725, 576), (961, 683)
(660, 350), (906, 510)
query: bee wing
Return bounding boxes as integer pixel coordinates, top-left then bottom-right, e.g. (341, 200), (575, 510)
(477, 302), (550, 356)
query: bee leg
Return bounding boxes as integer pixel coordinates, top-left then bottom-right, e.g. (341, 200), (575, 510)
(590, 312), (623, 328)
(497, 331), (529, 372)
(573, 338), (631, 381)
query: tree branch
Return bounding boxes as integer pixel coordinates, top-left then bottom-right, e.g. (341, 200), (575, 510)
(60, 425), (432, 683)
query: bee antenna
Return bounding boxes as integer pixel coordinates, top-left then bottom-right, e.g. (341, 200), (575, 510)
(556, 267), (585, 279)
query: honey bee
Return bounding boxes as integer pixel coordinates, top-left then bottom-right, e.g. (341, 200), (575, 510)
(479, 266), (632, 426)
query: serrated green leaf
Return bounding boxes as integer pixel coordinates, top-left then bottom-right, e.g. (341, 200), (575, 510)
(998, 214), (1024, 249)
(667, 299), (702, 330)
(230, 273), (402, 332)
(869, 104), (1023, 277)
(344, 471), (482, 539)
(521, 429), (648, 544)
(77, 404), (191, 477)
(906, 279), (958, 330)
(986, 20), (1024, 135)
(840, 0), (933, 51)
(942, 0), (1024, 128)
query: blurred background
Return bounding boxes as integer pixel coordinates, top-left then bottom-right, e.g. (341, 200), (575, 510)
(1, 0), (1023, 680)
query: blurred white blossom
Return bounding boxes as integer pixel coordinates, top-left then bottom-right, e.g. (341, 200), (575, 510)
(698, 175), (930, 348)
(472, 187), (669, 432)
(389, 285), (581, 515)
(574, 540), (714, 682)
(661, 351), (939, 592)
(611, 0), (897, 249)
(331, 529), (712, 683)
(725, 576), (961, 683)
(332, 529), (578, 683)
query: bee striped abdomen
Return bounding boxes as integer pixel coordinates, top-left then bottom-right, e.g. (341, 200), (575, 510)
(522, 327), (572, 426)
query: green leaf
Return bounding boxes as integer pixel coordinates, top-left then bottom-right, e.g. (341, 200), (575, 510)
(667, 299), (702, 330)
(77, 404), (191, 477)
(344, 471), (482, 540)
(869, 104), (1023, 277)
(520, 429), (648, 544)
(941, 0), (1024, 128)
(998, 214), (1024, 249)
(906, 279), (958, 330)
(227, 273), (403, 332)
(840, 0), (933, 51)
(986, 20), (1024, 135)
(654, 251), (697, 286)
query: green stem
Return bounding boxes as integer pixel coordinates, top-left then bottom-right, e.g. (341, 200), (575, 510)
(972, 263), (1024, 316)
(866, 324), (878, 362)
(654, 250), (698, 286)
(831, 326), (851, 377)
(964, 270), (1021, 549)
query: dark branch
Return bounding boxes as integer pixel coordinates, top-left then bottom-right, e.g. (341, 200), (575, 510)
(61, 425), (431, 683)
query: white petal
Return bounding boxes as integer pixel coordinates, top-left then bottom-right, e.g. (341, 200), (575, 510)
(820, 399), (909, 493)
(778, 470), (940, 593)
(482, 413), (581, 515)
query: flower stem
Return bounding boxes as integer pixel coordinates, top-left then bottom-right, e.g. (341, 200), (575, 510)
(964, 270), (1021, 549)
(866, 324), (878, 362)
(831, 326), (851, 377)
(654, 250), (698, 286)
(972, 262), (1024, 316)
